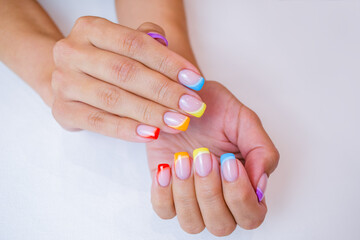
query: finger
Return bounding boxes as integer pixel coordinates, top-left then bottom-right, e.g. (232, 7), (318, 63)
(220, 153), (267, 230)
(137, 22), (168, 46)
(51, 99), (158, 142)
(52, 70), (190, 133)
(71, 16), (205, 91)
(171, 152), (205, 234)
(65, 45), (206, 118)
(229, 106), (280, 202)
(193, 148), (236, 237)
(151, 163), (176, 219)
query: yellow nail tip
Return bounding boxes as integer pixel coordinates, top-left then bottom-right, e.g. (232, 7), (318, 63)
(174, 152), (189, 164)
(187, 103), (207, 118)
(172, 116), (190, 131)
(193, 147), (210, 160)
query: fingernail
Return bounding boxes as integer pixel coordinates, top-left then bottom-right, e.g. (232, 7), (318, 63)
(157, 163), (171, 187)
(193, 148), (212, 177)
(179, 95), (206, 118)
(136, 125), (160, 139)
(147, 32), (168, 46)
(220, 153), (239, 182)
(164, 112), (190, 131)
(178, 69), (205, 91)
(256, 173), (268, 202)
(174, 152), (191, 180)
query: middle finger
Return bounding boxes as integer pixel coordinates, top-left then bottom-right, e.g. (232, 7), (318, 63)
(69, 45), (207, 118)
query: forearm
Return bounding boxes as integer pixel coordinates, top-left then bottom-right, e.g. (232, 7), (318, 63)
(115, 0), (198, 68)
(0, 0), (63, 106)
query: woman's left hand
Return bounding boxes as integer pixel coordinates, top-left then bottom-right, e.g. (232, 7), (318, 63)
(147, 81), (279, 236)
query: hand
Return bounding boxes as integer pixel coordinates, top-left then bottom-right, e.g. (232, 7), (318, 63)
(148, 81), (279, 236)
(51, 17), (207, 142)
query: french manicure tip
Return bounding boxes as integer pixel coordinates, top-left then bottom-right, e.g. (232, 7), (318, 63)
(187, 103), (207, 118)
(193, 147), (210, 159)
(220, 153), (236, 165)
(256, 188), (264, 202)
(147, 32), (168, 46)
(188, 77), (205, 91)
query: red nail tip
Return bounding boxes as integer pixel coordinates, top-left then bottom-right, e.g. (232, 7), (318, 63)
(152, 128), (160, 139)
(157, 163), (170, 172)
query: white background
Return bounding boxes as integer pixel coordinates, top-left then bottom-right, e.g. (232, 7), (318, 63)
(1, 0), (359, 239)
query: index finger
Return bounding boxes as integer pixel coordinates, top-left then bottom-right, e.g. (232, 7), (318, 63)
(72, 17), (205, 91)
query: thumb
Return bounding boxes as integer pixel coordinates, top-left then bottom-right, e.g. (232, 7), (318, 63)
(137, 22), (168, 47)
(235, 107), (280, 202)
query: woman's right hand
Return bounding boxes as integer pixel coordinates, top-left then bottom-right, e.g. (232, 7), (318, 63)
(51, 16), (206, 142)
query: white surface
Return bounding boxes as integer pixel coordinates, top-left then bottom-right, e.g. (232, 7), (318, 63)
(1, 0), (360, 239)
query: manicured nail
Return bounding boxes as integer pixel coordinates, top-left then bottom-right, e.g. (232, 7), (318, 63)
(157, 163), (171, 187)
(174, 152), (191, 180)
(147, 32), (168, 46)
(164, 112), (190, 131)
(220, 153), (239, 182)
(136, 125), (160, 139)
(256, 173), (268, 202)
(178, 69), (205, 91)
(193, 148), (212, 177)
(179, 95), (206, 118)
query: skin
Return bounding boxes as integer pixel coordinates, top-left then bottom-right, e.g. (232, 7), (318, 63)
(148, 81), (279, 235)
(0, 0), (280, 236)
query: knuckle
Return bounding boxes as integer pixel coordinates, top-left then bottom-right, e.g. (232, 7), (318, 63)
(153, 79), (171, 103)
(269, 148), (280, 170)
(200, 186), (223, 205)
(156, 54), (171, 73)
(97, 87), (121, 108)
(51, 100), (64, 122)
(51, 100), (72, 130)
(140, 102), (153, 122)
(74, 16), (96, 29)
(87, 111), (106, 130)
(240, 216), (265, 230)
(53, 39), (74, 65)
(208, 223), (236, 237)
(121, 31), (145, 56)
(182, 223), (205, 235)
(114, 118), (126, 139)
(51, 70), (63, 91)
(51, 70), (69, 98)
(111, 60), (137, 84)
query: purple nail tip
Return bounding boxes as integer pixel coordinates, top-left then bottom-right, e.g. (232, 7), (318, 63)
(256, 188), (264, 202)
(147, 32), (168, 46)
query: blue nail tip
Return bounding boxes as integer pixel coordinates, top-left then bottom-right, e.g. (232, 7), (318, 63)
(187, 77), (205, 91)
(220, 153), (236, 165)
